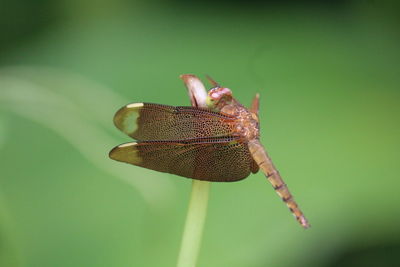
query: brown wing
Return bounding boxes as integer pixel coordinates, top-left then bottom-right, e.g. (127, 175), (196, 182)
(109, 137), (256, 182)
(113, 102), (236, 141)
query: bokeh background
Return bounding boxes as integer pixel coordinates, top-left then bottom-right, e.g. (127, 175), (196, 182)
(1, 0), (400, 266)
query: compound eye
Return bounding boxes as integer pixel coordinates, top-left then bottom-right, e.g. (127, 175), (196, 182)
(210, 91), (220, 100)
(209, 87), (232, 101)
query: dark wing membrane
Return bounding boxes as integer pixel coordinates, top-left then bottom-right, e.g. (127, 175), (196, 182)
(113, 103), (236, 141)
(109, 137), (254, 182)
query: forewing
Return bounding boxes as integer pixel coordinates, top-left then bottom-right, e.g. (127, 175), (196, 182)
(113, 103), (236, 141)
(109, 137), (254, 182)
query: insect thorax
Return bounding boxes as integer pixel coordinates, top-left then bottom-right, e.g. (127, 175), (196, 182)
(220, 101), (260, 141)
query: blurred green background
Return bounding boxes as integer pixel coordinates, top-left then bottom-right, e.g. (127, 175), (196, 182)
(1, 0), (400, 266)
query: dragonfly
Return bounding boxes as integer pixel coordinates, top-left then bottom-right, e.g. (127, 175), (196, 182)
(109, 76), (310, 229)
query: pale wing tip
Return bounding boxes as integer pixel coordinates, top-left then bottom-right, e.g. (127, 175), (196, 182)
(126, 103), (145, 108)
(113, 103), (144, 135)
(109, 145), (119, 160)
(109, 142), (142, 164)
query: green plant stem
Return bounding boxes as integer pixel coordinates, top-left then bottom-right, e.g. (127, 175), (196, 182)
(177, 180), (210, 267)
(177, 74), (211, 267)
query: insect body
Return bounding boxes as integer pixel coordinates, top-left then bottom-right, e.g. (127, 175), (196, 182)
(109, 79), (310, 228)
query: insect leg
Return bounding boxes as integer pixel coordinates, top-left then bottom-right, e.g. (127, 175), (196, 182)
(250, 93), (260, 115)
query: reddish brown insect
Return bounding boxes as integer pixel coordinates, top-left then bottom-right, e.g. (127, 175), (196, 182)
(109, 76), (310, 228)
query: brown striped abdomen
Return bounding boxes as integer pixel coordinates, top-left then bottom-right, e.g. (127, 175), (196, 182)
(248, 140), (310, 229)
